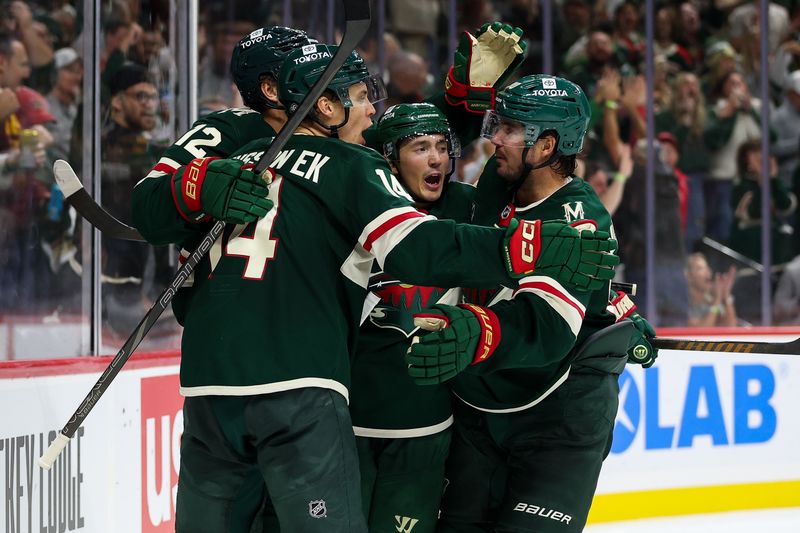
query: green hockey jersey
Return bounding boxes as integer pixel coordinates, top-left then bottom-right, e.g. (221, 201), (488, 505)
(350, 182), (476, 437)
(132, 136), (512, 400)
(454, 156), (618, 412)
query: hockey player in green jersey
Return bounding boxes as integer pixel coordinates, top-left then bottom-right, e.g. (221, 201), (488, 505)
(404, 75), (658, 532)
(132, 46), (618, 533)
(141, 22), (527, 321)
(351, 103), (475, 533)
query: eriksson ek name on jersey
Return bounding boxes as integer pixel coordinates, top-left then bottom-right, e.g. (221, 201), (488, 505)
(234, 149), (331, 184)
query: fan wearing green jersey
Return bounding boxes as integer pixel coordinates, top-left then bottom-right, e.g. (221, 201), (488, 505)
(404, 76), (658, 533)
(131, 46), (618, 533)
(351, 103), (474, 533)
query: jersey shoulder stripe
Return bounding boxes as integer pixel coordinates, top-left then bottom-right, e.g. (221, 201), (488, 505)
(515, 275), (586, 336)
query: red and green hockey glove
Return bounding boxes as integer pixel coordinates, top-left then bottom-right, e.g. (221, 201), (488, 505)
(406, 303), (501, 385)
(445, 21), (527, 113)
(172, 157), (273, 224)
(502, 218), (619, 291)
(627, 312), (658, 368)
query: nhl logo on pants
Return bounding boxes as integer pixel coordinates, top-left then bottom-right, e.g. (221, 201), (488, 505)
(309, 499), (327, 518)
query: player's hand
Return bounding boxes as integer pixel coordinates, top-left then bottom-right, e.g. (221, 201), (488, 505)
(172, 157), (273, 224)
(627, 312), (658, 368)
(502, 218), (618, 291)
(445, 21), (527, 113)
(406, 303), (501, 385)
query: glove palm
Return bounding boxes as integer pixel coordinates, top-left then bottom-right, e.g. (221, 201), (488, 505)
(446, 22), (527, 112)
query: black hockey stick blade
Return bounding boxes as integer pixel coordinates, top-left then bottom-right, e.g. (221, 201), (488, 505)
(653, 336), (800, 355)
(40, 0), (373, 470)
(53, 159), (145, 242)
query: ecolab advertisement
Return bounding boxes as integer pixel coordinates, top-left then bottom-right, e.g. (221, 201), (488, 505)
(2, 335), (800, 531)
(590, 337), (800, 523)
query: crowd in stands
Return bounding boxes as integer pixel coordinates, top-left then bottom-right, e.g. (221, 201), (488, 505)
(2, 0), (800, 359)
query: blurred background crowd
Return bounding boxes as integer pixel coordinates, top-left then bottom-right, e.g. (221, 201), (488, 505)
(1, 0), (800, 360)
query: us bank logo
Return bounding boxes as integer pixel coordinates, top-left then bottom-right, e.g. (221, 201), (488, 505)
(611, 364), (777, 454)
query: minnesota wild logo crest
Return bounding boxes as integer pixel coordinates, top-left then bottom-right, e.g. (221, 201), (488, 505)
(368, 272), (450, 336)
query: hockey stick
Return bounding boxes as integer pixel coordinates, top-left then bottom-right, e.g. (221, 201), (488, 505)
(49, 166), (643, 300)
(652, 336), (800, 355)
(53, 160), (145, 241)
(39, 0), (373, 469)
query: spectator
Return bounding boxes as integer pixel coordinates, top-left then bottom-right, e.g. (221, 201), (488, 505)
(453, 138), (493, 185)
(704, 70), (764, 243)
(2, 1), (53, 69)
(728, 0), (790, 56)
(612, 1), (644, 67)
(565, 25), (623, 95)
(197, 20), (255, 112)
(771, 70), (800, 184)
(385, 50), (430, 107)
(656, 72), (710, 249)
(701, 41), (739, 99)
(0, 31), (55, 312)
(583, 143), (632, 216)
(46, 47), (81, 162)
(729, 138), (796, 265)
(769, 7), (800, 91)
(100, 62), (164, 335)
(615, 137), (688, 326)
(555, 0), (592, 73)
(675, 1), (706, 70)
(388, 0), (440, 58)
(773, 254), (800, 325)
(654, 4), (694, 73)
(686, 252), (738, 327)
(656, 131), (689, 233)
(0, 31), (30, 173)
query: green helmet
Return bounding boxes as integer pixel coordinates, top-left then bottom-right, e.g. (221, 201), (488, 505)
(482, 74), (591, 155)
(278, 44), (386, 116)
(231, 26), (316, 112)
(375, 103), (461, 160)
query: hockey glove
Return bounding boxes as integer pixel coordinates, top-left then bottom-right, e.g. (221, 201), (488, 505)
(502, 218), (619, 291)
(172, 157), (273, 224)
(406, 303), (501, 385)
(627, 312), (658, 368)
(445, 21), (527, 113)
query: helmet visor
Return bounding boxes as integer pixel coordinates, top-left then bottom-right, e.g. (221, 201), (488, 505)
(334, 74), (387, 108)
(480, 110), (542, 147)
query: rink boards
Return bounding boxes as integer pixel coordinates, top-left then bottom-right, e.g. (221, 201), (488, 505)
(0, 331), (799, 531)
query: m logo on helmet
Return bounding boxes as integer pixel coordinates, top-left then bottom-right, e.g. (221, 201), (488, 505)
(542, 77), (557, 89)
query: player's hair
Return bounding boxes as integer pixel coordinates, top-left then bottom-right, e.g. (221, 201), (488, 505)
(540, 131), (577, 177)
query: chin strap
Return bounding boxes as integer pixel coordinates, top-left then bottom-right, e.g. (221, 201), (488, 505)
(509, 147), (559, 197)
(312, 106), (350, 139)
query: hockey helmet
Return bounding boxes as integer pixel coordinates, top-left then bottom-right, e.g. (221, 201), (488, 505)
(375, 103), (460, 161)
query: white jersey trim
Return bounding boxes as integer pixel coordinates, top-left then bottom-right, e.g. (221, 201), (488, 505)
(340, 245), (374, 288)
(353, 416), (453, 438)
(341, 207), (434, 288)
(136, 156), (181, 187)
(180, 378), (349, 403)
(453, 367), (571, 413)
(514, 276), (585, 336)
(359, 207), (435, 267)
